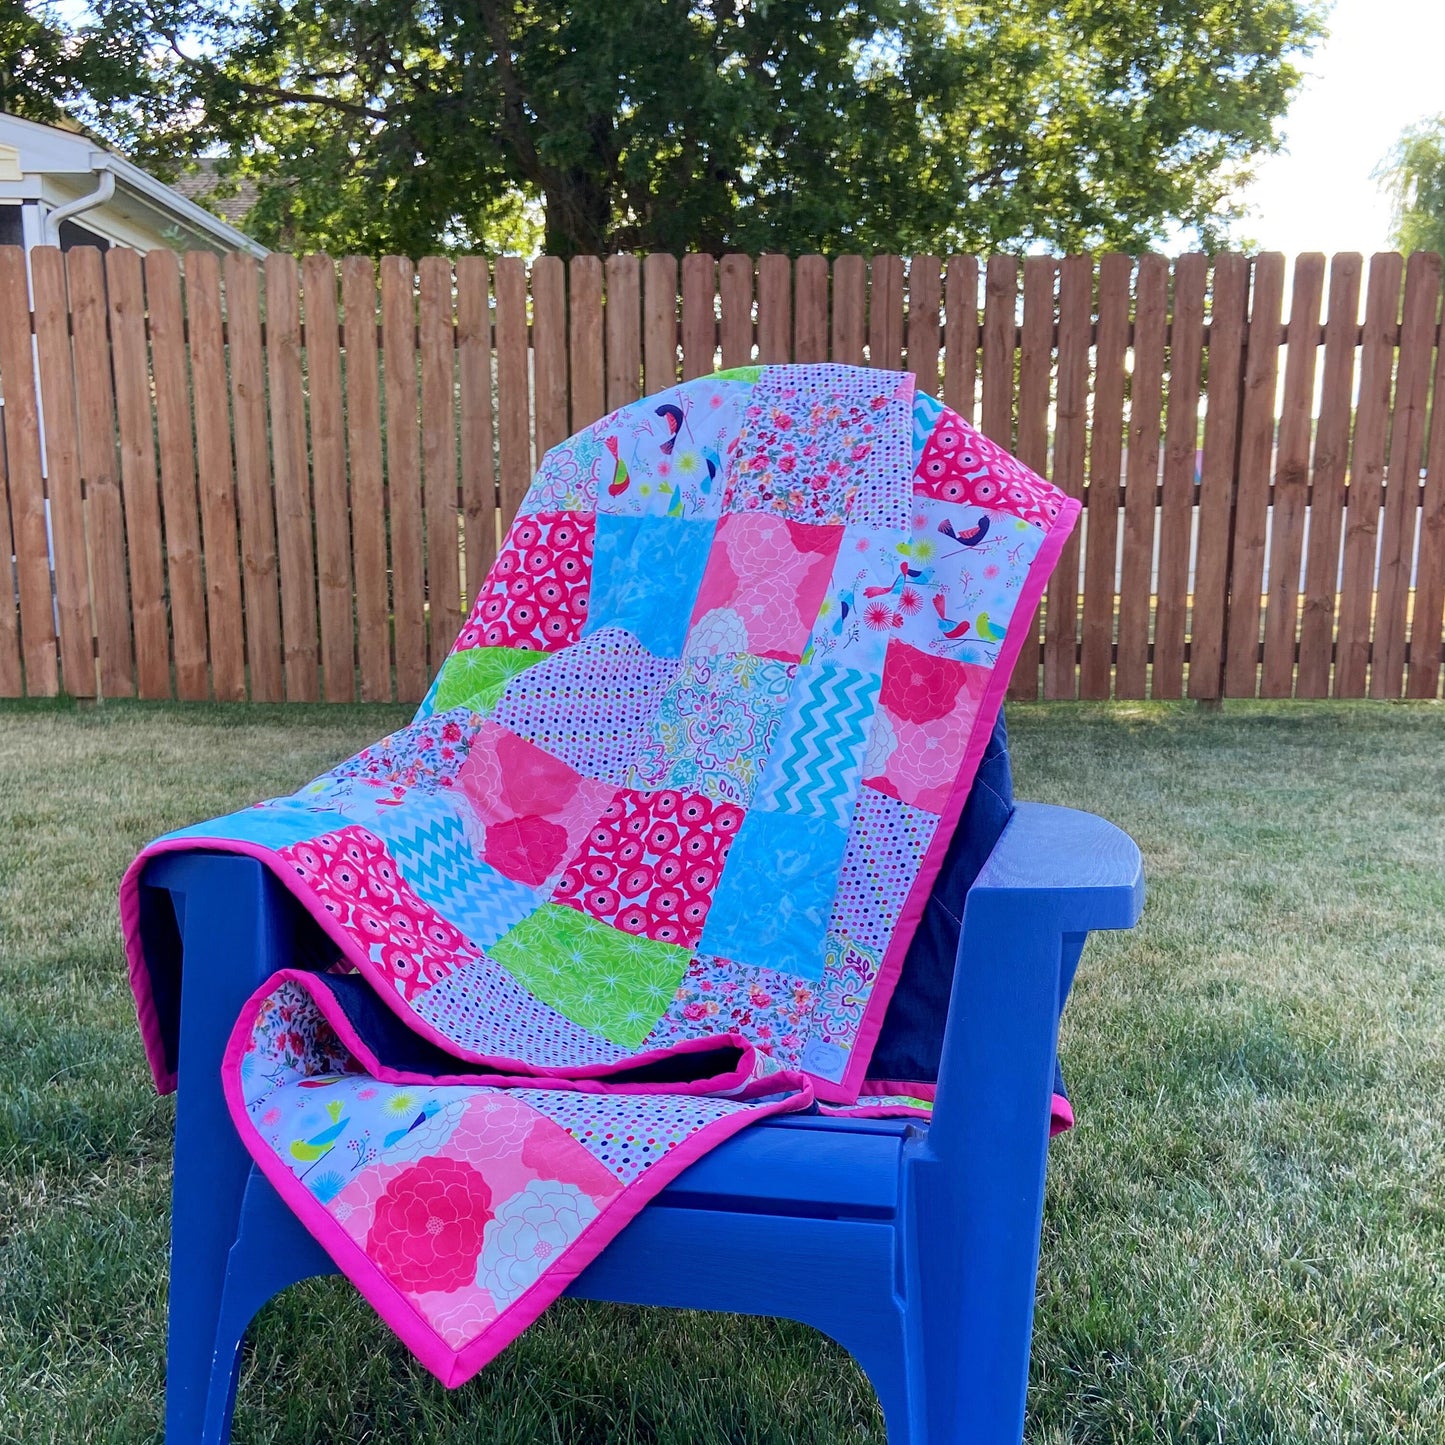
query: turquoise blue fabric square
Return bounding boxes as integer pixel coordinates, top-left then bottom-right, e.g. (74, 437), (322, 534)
(699, 808), (847, 981)
(752, 662), (880, 828)
(585, 513), (715, 658)
(161, 802), (350, 851)
(346, 790), (538, 949)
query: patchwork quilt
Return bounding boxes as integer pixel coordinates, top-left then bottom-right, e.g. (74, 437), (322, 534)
(122, 364), (1078, 1386)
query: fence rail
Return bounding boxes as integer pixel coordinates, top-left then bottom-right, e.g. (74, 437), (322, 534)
(2, 244), (1443, 704)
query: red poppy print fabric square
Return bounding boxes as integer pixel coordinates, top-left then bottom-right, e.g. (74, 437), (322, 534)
(687, 512), (842, 662)
(550, 788), (743, 948)
(275, 825), (483, 1002)
(723, 365), (915, 527)
(862, 643), (991, 814)
(456, 722), (617, 889)
(455, 511), (594, 653)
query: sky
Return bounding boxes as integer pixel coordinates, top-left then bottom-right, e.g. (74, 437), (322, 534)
(1241, 0), (1445, 257)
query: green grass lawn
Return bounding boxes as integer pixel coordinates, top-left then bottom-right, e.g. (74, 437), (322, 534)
(1, 698), (1442, 1444)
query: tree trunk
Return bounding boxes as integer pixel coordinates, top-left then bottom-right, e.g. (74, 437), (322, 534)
(542, 168), (613, 258)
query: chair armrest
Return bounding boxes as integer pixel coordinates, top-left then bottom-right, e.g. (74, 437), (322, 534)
(969, 800), (1145, 934)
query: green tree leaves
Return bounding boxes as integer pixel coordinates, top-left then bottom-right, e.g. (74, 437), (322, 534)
(8, 0), (1324, 256)
(1379, 116), (1445, 256)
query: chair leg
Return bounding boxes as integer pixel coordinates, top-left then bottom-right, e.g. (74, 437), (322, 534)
(149, 857), (297, 1445)
(897, 917), (1070, 1444)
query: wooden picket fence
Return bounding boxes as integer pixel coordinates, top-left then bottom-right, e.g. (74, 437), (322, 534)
(2, 244), (1444, 704)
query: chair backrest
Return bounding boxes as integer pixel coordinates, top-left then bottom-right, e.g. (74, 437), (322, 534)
(866, 711), (1014, 1084)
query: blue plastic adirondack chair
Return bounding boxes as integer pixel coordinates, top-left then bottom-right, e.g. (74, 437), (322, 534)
(143, 719), (1143, 1445)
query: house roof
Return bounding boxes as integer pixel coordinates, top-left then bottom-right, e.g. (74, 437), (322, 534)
(0, 111), (267, 257)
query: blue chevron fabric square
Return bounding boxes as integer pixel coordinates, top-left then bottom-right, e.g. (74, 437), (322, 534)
(699, 809), (847, 981)
(753, 662), (880, 828)
(585, 512), (716, 658)
(363, 791), (540, 949)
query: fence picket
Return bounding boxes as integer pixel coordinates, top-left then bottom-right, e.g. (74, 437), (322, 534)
(343, 257), (392, 701)
(380, 255), (428, 701)
(1371, 250), (1440, 697)
(757, 255), (792, 363)
(1117, 253), (1168, 698)
(943, 255), (978, 424)
(1336, 252), (1404, 696)
(1010, 256), (1054, 699)
(794, 255), (828, 362)
(1079, 254), (1132, 698)
(29, 248), (94, 696)
(1260, 254), (1326, 697)
(225, 254), (283, 701)
(1044, 253), (1091, 699)
(1190, 254), (1249, 700)
(869, 254), (904, 369)
(457, 256), (499, 603)
(1297, 255), (1363, 697)
(531, 256), (569, 460)
(643, 253), (679, 395)
(108, 249), (173, 698)
(301, 254), (356, 701)
(1409, 303), (1445, 699)
(719, 254), (754, 368)
(906, 255), (941, 398)
(495, 255), (533, 535)
(419, 255), (463, 671)
(0, 248), (56, 694)
(605, 254), (642, 411)
(832, 256), (866, 365)
(568, 255), (606, 429)
(264, 254), (320, 701)
(980, 255), (1017, 450)
(1153, 253), (1207, 699)
(681, 253), (716, 380)
(145, 250), (209, 700)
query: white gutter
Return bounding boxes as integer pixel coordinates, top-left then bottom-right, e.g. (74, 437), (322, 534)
(42, 158), (115, 244)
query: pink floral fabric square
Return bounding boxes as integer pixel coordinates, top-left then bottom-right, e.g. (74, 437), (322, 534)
(862, 644), (991, 814)
(687, 511), (841, 662)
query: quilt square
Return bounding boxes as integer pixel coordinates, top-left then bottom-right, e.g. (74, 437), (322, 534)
(626, 651), (794, 806)
(492, 626), (680, 787)
(752, 662), (880, 828)
(457, 511), (593, 653)
(830, 786), (939, 952)
(551, 788), (743, 947)
(914, 404), (1068, 530)
(893, 496), (1046, 668)
(593, 378), (750, 519)
(357, 790), (541, 950)
(489, 904), (689, 1050)
(457, 722), (617, 889)
(276, 825), (483, 1002)
(687, 511), (841, 663)
(585, 512), (716, 658)
(723, 365), (914, 527)
(643, 953), (817, 1065)
(425, 646), (550, 718)
(863, 644), (990, 815)
(698, 808), (847, 981)
(803, 523), (916, 670)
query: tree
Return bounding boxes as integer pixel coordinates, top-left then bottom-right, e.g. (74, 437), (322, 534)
(1379, 117), (1445, 257)
(16, 1), (1324, 257)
